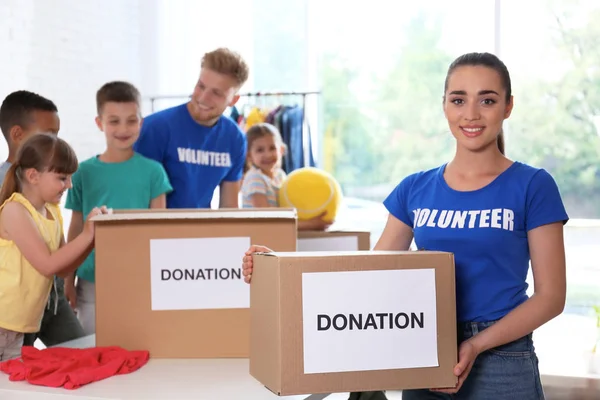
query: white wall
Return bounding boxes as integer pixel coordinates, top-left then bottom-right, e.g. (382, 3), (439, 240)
(148, 0), (255, 113)
(0, 0), (159, 162)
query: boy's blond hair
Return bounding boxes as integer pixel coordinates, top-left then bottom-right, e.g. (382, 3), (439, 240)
(201, 48), (249, 88)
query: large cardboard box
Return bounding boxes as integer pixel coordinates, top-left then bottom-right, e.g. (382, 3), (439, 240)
(250, 251), (457, 395)
(92, 208), (297, 359)
(297, 230), (371, 251)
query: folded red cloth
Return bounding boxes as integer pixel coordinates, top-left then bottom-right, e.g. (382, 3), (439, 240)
(0, 345), (149, 389)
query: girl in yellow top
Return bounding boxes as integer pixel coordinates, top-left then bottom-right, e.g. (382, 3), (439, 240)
(0, 133), (110, 361)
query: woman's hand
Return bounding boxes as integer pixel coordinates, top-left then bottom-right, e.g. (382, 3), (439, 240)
(431, 339), (480, 394)
(242, 245), (273, 284)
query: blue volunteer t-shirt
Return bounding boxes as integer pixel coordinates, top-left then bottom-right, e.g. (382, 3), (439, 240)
(383, 162), (569, 323)
(133, 103), (247, 208)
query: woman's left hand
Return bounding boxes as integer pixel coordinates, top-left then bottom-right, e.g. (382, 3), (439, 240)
(431, 339), (480, 394)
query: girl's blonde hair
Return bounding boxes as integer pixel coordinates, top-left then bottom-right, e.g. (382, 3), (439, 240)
(0, 133), (78, 205)
(244, 123), (287, 173)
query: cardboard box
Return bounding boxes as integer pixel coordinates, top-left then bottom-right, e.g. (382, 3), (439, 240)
(92, 208), (297, 359)
(297, 230), (371, 251)
(250, 251), (457, 395)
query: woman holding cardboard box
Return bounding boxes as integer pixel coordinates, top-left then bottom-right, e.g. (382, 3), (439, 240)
(242, 52), (567, 400)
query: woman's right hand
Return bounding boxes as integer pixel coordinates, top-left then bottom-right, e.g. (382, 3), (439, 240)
(84, 206), (112, 237)
(242, 245), (273, 284)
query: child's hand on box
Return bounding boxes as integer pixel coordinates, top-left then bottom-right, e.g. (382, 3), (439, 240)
(84, 206), (113, 237)
(242, 245), (272, 284)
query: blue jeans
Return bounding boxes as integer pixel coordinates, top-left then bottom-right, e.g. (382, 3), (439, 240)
(402, 321), (545, 400)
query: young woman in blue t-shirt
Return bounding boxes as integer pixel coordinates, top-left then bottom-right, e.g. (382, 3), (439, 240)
(241, 52), (567, 399)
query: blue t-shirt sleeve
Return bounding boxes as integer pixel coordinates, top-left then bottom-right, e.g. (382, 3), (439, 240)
(134, 116), (168, 163)
(150, 162), (173, 199)
(382, 174), (416, 228)
(65, 168), (83, 212)
(222, 131), (247, 182)
(525, 169), (569, 231)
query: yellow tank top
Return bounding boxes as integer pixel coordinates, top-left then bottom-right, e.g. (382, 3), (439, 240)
(0, 193), (63, 333)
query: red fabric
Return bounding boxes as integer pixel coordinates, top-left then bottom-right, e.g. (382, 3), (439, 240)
(0, 345), (149, 389)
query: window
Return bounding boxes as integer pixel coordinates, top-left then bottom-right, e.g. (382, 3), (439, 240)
(313, 0), (495, 233)
(126, 0), (600, 364)
(500, 0), (600, 358)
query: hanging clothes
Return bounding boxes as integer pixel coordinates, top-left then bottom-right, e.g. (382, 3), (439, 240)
(244, 106), (268, 131)
(228, 105), (240, 123)
(279, 105), (316, 173)
(237, 92), (319, 173)
(265, 105), (283, 125)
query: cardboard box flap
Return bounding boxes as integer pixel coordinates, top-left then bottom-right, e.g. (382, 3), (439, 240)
(299, 230), (369, 236)
(255, 252), (278, 257)
(257, 250), (452, 258)
(90, 208), (297, 222)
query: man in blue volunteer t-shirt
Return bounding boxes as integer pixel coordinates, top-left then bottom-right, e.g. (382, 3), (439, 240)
(134, 48), (249, 209)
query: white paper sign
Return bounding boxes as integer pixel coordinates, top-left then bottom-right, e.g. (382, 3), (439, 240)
(302, 269), (438, 374)
(298, 236), (359, 252)
(149, 237), (251, 311)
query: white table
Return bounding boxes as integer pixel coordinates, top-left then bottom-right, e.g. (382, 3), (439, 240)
(0, 335), (330, 400)
(3, 317), (599, 399)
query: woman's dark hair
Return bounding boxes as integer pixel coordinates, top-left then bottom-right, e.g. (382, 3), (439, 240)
(0, 133), (78, 205)
(244, 123), (286, 173)
(444, 52), (512, 155)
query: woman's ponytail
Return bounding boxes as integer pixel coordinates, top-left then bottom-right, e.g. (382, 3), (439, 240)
(497, 129), (505, 155)
(0, 164), (20, 206)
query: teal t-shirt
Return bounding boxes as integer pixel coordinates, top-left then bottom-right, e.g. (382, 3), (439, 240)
(65, 152), (173, 283)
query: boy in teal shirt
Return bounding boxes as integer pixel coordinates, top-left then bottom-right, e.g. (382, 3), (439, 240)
(65, 81), (172, 334)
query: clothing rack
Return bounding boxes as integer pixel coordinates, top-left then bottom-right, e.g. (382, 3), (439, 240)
(235, 91), (320, 133)
(239, 91), (320, 121)
(144, 90), (322, 172)
(235, 90), (321, 172)
(145, 90), (321, 113)
(239, 90), (321, 96)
